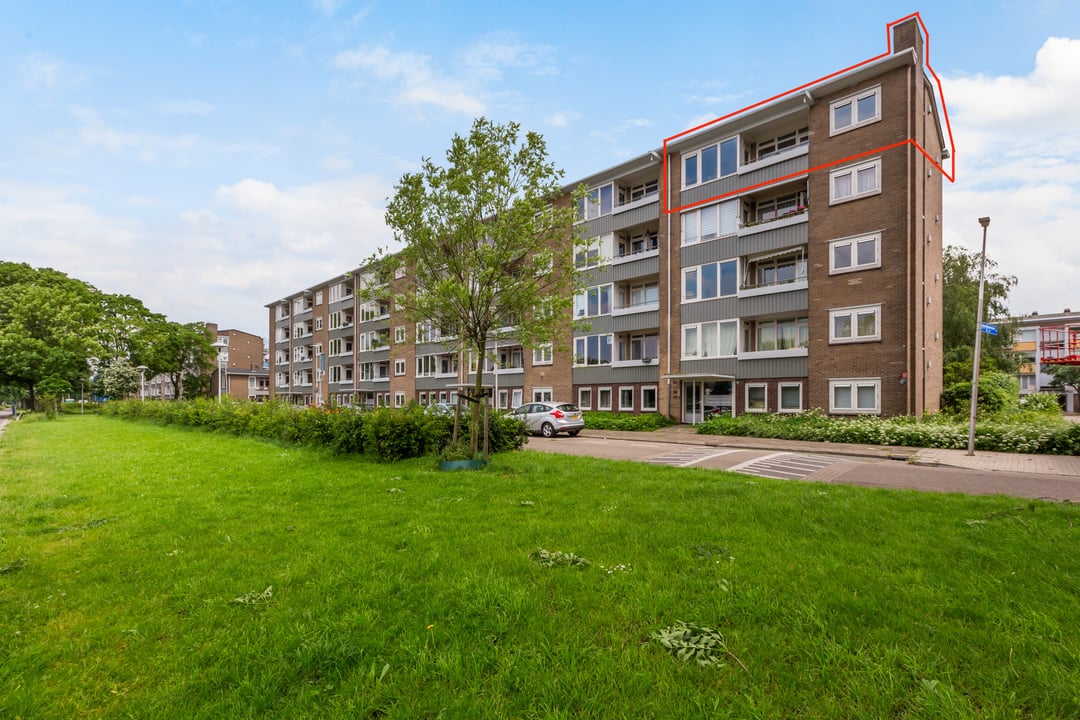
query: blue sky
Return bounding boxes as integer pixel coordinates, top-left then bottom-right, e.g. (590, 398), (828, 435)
(2, 1), (1079, 335)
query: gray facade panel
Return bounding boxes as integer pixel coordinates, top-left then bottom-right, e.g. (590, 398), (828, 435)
(681, 299), (739, 324)
(612, 200), (659, 231)
(737, 288), (809, 318)
(573, 365), (660, 385)
(736, 356), (809, 378)
(577, 316), (615, 335)
(738, 222), (809, 255)
(415, 377), (461, 391)
(577, 214), (614, 239)
(611, 311), (660, 333)
(681, 238), (739, 267)
(611, 255), (660, 282)
(329, 326), (354, 340)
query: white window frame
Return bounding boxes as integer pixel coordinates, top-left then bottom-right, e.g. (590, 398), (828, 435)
(497, 389), (509, 410)
(830, 158), (881, 205)
(597, 387), (612, 411)
(394, 359), (406, 376)
(682, 320), (738, 359)
(578, 387), (593, 410)
(745, 383), (767, 413)
(829, 378), (881, 415)
(830, 85), (881, 135)
(682, 259), (738, 303)
(618, 386), (635, 412)
(829, 304), (882, 344)
(314, 317), (323, 331)
(394, 326), (406, 344)
(680, 199), (737, 245)
(394, 391), (405, 408)
(574, 284), (613, 319)
(315, 291), (324, 306)
(532, 343), (553, 366)
(682, 137), (738, 188)
(641, 386), (657, 412)
(532, 387), (553, 403)
(778, 382), (803, 413)
(830, 232), (882, 274)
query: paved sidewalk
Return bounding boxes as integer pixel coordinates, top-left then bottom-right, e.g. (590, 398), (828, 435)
(580, 425), (1080, 478)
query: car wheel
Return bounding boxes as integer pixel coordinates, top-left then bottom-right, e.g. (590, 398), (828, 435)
(568, 429), (581, 437)
(540, 422), (555, 438)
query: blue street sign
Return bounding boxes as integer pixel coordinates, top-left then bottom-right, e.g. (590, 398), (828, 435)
(980, 323), (998, 336)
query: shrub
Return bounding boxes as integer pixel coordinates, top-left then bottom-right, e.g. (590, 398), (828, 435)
(583, 412), (675, 432)
(1018, 392), (1062, 415)
(941, 370), (1018, 416)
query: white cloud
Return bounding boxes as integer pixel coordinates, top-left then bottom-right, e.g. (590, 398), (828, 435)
(154, 99), (216, 116)
(463, 32), (557, 81)
(941, 36), (1080, 318)
(334, 46), (485, 116)
(311, 0), (346, 16)
(545, 112), (575, 128)
(18, 52), (80, 90)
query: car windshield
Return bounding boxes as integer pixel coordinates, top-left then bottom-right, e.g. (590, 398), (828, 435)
(555, 404), (579, 413)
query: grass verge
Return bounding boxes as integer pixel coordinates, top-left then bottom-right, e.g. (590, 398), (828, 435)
(1, 415), (1079, 718)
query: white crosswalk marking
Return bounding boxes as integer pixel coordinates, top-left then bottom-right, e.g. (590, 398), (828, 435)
(728, 452), (841, 479)
(645, 448), (739, 467)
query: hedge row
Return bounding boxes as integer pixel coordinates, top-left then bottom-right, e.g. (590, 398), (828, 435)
(101, 399), (527, 462)
(696, 409), (1080, 455)
(583, 411), (676, 432)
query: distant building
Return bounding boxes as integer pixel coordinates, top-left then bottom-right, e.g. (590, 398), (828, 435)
(1010, 310), (1080, 412)
(207, 324), (270, 402)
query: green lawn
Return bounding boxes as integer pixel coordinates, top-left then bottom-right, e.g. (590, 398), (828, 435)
(2, 415), (1079, 719)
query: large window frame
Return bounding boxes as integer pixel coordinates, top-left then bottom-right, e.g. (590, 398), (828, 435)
(829, 304), (882, 344)
(683, 259), (738, 302)
(573, 334), (613, 366)
(682, 320), (738, 359)
(683, 137), (738, 188)
(830, 159), (881, 204)
(829, 378), (881, 415)
(576, 183), (614, 222)
(830, 85), (881, 135)
(641, 386), (658, 412)
(830, 233), (882, 274)
(681, 200), (738, 245)
(578, 387), (593, 410)
(574, 283), (613, 319)
(778, 382), (803, 413)
(618, 386), (635, 412)
(745, 383), (767, 413)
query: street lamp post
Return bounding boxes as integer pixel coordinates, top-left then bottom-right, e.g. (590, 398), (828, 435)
(136, 365), (149, 401)
(966, 216), (991, 456)
(211, 340), (229, 402)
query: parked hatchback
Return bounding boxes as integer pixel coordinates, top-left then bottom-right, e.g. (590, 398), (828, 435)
(508, 401), (585, 438)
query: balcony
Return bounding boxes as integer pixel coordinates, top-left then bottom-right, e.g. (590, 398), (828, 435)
(612, 299), (659, 317)
(738, 248), (807, 299)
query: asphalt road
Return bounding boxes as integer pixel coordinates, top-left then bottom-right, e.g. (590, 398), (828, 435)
(525, 435), (1080, 502)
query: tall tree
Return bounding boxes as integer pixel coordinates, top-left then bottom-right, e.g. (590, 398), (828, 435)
(140, 321), (215, 400)
(941, 245), (1019, 384)
(378, 118), (584, 454)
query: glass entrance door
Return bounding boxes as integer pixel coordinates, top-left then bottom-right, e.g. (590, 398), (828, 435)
(683, 382), (702, 424)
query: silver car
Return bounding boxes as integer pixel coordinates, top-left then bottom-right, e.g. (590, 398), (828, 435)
(509, 401), (585, 438)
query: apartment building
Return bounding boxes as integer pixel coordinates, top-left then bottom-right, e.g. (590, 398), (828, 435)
(268, 17), (945, 420)
(1011, 310), (1080, 412)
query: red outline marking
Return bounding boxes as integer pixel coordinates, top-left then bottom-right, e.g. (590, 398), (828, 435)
(661, 12), (956, 216)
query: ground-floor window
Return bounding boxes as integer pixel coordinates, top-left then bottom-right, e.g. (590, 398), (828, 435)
(498, 389), (509, 409)
(829, 378), (880, 414)
(619, 386), (634, 411)
(394, 392), (405, 408)
(745, 383), (767, 413)
(598, 387), (612, 411)
(779, 382), (802, 412)
(533, 387), (552, 403)
(641, 386), (657, 412)
(578, 387), (593, 410)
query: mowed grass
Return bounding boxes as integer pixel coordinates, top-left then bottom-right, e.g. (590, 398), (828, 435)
(1, 416), (1079, 719)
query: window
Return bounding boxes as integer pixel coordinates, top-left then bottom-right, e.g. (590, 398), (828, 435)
(533, 343), (553, 365)
(315, 291), (323, 306)
(682, 320), (738, 359)
(1019, 328), (1037, 342)
(744, 251), (807, 290)
(752, 191), (807, 223)
(394, 326), (406, 344)
(641, 386), (657, 412)
(746, 383), (767, 413)
(578, 387), (593, 410)
(749, 317), (809, 351)
(779, 383), (802, 413)
(512, 388), (522, 408)
(683, 260), (738, 302)
(395, 359), (406, 376)
(830, 159), (881, 204)
(394, 392), (405, 408)
(497, 389), (509, 409)
(830, 86), (881, 135)
(830, 233), (881, 273)
(619, 387), (634, 411)
(618, 230), (659, 257)
(684, 137), (737, 187)
(575, 234), (613, 268)
(576, 183), (614, 221)
(623, 179), (659, 203)
(1020, 374), (1037, 391)
(573, 334), (613, 366)
(752, 127), (809, 161)
(598, 387), (612, 411)
(574, 284), (612, 318)
(533, 387), (553, 403)
(830, 378), (880, 414)
(829, 305), (881, 343)
(619, 333), (658, 362)
(314, 317), (323, 331)
(416, 355), (436, 377)
(681, 200), (737, 244)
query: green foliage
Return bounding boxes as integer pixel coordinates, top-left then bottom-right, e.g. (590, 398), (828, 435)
(653, 622), (739, 668)
(940, 369), (1018, 416)
(1046, 364), (1080, 393)
(697, 408), (1080, 455)
(941, 245), (1019, 375)
(1018, 392), (1062, 415)
(583, 411), (675, 431)
(101, 399), (524, 461)
(99, 358), (141, 400)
